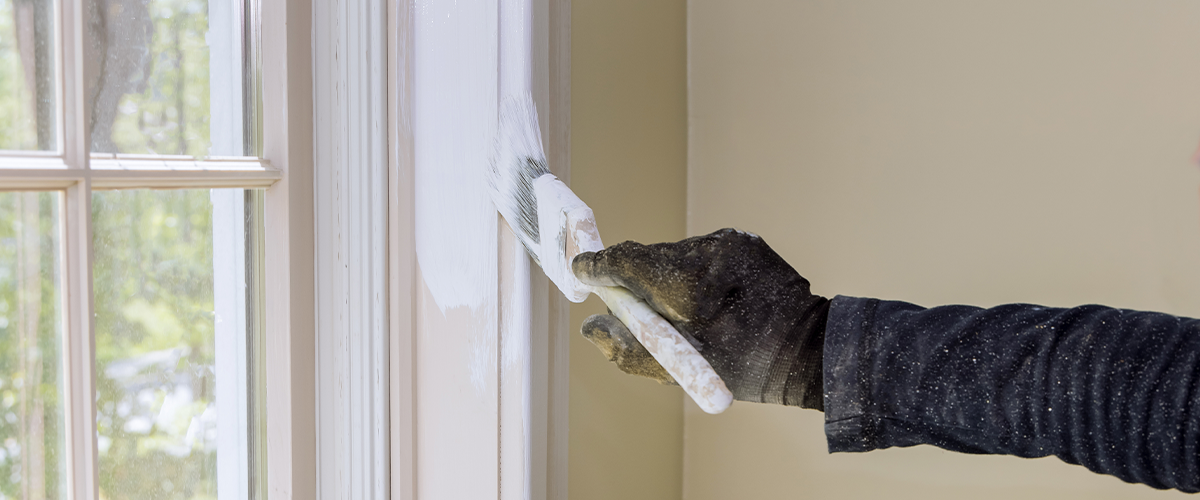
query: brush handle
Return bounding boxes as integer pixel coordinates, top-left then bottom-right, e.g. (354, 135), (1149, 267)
(593, 285), (734, 414)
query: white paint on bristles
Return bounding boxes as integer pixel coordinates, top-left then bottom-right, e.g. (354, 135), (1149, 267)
(492, 91), (734, 414)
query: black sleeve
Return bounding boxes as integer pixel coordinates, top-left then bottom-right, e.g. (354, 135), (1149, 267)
(823, 295), (1200, 493)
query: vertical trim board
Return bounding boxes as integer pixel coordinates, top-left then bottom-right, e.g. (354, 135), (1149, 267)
(212, 190), (252, 500)
(412, 0), (501, 498)
(394, 0), (569, 497)
(388, 0), (417, 497)
(261, 0), (317, 495)
(314, 0), (391, 496)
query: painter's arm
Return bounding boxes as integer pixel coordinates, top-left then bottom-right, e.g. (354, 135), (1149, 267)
(574, 228), (1200, 493)
(824, 297), (1200, 492)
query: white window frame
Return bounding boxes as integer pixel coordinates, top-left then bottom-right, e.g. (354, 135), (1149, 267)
(312, 0), (390, 497)
(258, 0), (317, 498)
(382, 0), (570, 499)
(0, 0), (318, 498)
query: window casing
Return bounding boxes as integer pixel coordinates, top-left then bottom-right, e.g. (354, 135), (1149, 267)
(385, 0), (570, 498)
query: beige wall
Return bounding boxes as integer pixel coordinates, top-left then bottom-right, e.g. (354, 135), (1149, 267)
(686, 1), (1200, 499)
(569, 0), (688, 499)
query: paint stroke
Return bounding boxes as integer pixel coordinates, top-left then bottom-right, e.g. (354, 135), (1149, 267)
(413, 0), (503, 497)
(414, 0), (500, 314)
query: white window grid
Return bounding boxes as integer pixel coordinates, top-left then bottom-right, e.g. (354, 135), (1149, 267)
(0, 0), (313, 498)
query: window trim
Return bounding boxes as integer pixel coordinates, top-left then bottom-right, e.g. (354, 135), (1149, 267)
(386, 0), (570, 498)
(312, 0), (390, 496)
(260, 0), (317, 499)
(387, 0), (414, 497)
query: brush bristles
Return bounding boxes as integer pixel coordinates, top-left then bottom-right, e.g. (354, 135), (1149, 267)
(490, 93), (551, 263)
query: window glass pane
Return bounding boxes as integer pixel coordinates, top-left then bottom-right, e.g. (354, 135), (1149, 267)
(0, 192), (66, 500)
(0, 0), (57, 151)
(93, 189), (264, 500)
(86, 0), (259, 157)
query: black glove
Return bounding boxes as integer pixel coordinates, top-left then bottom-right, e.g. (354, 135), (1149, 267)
(571, 228), (829, 410)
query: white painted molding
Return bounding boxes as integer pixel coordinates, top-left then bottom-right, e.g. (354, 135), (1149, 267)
(314, 0), (391, 499)
(391, 0), (569, 498)
(387, 0), (416, 498)
(498, 0), (537, 497)
(60, 0), (99, 498)
(261, 0), (318, 496)
(542, 0), (570, 495)
(62, 180), (99, 500)
(212, 190), (252, 500)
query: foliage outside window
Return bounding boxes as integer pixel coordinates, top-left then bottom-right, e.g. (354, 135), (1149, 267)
(0, 0), (266, 496)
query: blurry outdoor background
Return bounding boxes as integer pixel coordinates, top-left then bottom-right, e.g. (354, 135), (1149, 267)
(0, 189), (224, 500)
(0, 192), (65, 500)
(0, 0), (230, 497)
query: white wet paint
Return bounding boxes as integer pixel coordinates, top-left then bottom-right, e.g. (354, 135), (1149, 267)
(414, 1), (503, 498)
(414, 0), (550, 496)
(414, 0), (499, 314)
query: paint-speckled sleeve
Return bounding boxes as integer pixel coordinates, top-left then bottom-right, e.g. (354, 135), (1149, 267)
(822, 295), (1200, 492)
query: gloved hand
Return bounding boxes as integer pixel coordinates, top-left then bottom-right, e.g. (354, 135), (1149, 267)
(571, 228), (829, 410)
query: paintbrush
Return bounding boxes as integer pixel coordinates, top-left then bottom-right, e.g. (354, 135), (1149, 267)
(489, 93), (733, 414)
